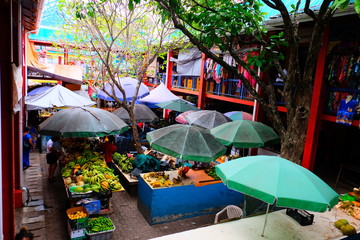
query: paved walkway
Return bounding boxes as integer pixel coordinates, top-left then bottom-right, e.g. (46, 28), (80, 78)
(16, 152), (216, 239)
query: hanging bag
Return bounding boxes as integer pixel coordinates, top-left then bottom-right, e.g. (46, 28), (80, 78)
(23, 138), (32, 151)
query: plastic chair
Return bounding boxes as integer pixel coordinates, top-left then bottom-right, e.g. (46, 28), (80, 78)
(214, 205), (243, 224)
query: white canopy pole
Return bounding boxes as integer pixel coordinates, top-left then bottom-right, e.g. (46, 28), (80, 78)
(261, 203), (270, 237)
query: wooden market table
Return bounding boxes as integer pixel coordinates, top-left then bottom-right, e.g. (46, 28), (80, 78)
(113, 163), (138, 197)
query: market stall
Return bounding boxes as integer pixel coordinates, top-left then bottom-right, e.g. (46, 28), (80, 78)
(134, 124), (244, 225)
(137, 168), (244, 225)
(38, 107), (128, 240)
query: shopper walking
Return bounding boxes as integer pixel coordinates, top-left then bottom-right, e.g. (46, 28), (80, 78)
(46, 136), (62, 182)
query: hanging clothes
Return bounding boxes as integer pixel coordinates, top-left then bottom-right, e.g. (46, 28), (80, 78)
(336, 96), (358, 126)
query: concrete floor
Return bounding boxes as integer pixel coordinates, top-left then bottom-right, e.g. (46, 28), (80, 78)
(16, 152), (353, 240)
(16, 152), (216, 240)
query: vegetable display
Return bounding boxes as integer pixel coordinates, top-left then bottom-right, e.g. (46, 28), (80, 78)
(68, 210), (87, 220)
(87, 216), (114, 233)
(62, 150), (123, 192)
(336, 188), (360, 220)
(113, 153), (134, 173)
(205, 167), (221, 180)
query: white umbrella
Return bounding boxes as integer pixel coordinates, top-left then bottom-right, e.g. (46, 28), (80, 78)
(25, 85), (95, 110)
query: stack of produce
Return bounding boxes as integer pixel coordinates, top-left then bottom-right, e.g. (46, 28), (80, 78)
(204, 166), (221, 180)
(61, 138), (91, 152)
(333, 219), (357, 236)
(112, 152), (134, 173)
(87, 216), (114, 233)
(62, 150), (123, 192)
(335, 187), (360, 220)
(68, 209), (87, 220)
(143, 172), (174, 188)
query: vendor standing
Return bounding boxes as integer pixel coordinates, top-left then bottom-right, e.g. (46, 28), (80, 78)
(100, 135), (117, 169)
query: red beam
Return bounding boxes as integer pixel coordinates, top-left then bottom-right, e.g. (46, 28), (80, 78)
(29, 40), (53, 46)
(197, 53), (206, 109)
(170, 87), (199, 96)
(302, 26), (330, 170)
(205, 93), (255, 106)
(321, 114), (360, 126)
(164, 51), (174, 118)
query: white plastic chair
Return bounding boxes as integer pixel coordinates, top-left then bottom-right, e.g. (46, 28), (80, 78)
(214, 205), (243, 224)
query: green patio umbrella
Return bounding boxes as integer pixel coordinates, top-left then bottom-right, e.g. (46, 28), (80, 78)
(146, 124), (226, 162)
(39, 107), (129, 137)
(112, 104), (158, 124)
(186, 110), (232, 129)
(210, 120), (280, 148)
(216, 155), (339, 237)
(155, 99), (200, 112)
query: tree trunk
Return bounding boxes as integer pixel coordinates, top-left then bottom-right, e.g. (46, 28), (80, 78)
(128, 110), (144, 154)
(280, 120), (308, 164)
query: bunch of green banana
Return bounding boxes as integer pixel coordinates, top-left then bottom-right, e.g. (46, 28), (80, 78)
(75, 157), (89, 166)
(87, 216), (114, 233)
(113, 152), (134, 173)
(61, 168), (72, 177)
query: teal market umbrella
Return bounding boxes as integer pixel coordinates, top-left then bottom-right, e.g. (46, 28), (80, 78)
(146, 124), (226, 162)
(155, 99), (200, 112)
(186, 110), (232, 129)
(210, 120), (280, 148)
(112, 104), (158, 124)
(39, 107), (129, 137)
(216, 155), (339, 237)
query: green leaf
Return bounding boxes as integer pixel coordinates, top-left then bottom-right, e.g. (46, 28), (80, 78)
(256, 60), (262, 67)
(128, 1), (134, 11)
(355, 0), (360, 14)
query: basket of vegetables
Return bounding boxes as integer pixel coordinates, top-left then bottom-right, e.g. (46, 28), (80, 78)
(85, 216), (116, 240)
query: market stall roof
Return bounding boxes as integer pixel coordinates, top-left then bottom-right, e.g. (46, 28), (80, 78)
(139, 82), (180, 108)
(26, 36), (83, 85)
(25, 84), (95, 110)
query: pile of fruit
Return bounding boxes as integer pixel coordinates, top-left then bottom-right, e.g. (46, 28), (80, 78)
(61, 138), (90, 152)
(87, 216), (114, 233)
(205, 167), (221, 180)
(68, 210), (87, 220)
(113, 153), (134, 173)
(143, 172), (174, 188)
(336, 188), (360, 220)
(62, 150), (123, 192)
(333, 219), (357, 236)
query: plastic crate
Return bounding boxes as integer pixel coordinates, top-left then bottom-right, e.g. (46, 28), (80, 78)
(286, 208), (314, 226)
(82, 200), (101, 215)
(67, 222), (86, 240)
(67, 206), (89, 230)
(85, 226), (116, 240)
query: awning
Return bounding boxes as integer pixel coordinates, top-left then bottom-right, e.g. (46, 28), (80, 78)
(27, 65), (83, 85)
(26, 36), (83, 85)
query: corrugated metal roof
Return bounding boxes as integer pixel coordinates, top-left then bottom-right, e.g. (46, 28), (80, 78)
(261, 0), (355, 20)
(261, 0), (324, 20)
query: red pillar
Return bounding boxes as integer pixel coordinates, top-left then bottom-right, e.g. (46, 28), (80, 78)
(0, 0), (17, 238)
(302, 26), (330, 170)
(164, 50), (174, 119)
(197, 53), (206, 109)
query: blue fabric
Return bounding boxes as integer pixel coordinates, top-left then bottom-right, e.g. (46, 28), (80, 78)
(23, 133), (32, 168)
(336, 99), (358, 126)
